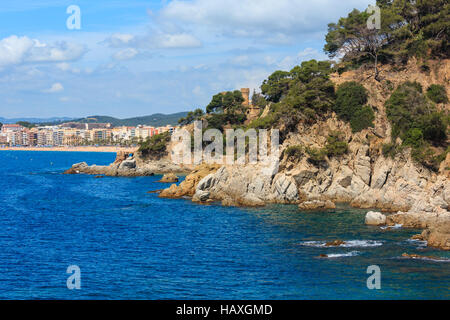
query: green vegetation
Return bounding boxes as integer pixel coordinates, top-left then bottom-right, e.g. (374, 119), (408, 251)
(350, 106), (376, 133)
(334, 82), (375, 132)
(306, 147), (327, 164)
(325, 0), (450, 79)
(385, 81), (446, 143)
(203, 90), (248, 130)
(251, 90), (268, 109)
(206, 90), (245, 114)
(44, 112), (189, 127)
(426, 84), (449, 104)
(385, 81), (448, 170)
(249, 60), (335, 135)
(16, 121), (36, 129)
(324, 131), (349, 156)
(305, 131), (348, 164)
(284, 145), (304, 160)
(138, 131), (171, 158)
(206, 113), (247, 131)
(260, 71), (291, 103)
(178, 109), (204, 126)
(382, 142), (403, 158)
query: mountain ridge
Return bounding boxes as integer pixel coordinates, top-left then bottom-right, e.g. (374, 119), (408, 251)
(0, 112), (189, 127)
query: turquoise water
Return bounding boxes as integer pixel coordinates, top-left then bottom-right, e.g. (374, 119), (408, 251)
(0, 151), (448, 299)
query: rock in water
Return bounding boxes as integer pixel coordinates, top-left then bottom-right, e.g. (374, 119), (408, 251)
(158, 173), (179, 183)
(192, 190), (210, 202)
(365, 211), (387, 226)
(325, 240), (345, 247)
(298, 200), (336, 210)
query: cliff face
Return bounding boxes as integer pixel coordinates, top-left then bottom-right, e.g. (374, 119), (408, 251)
(160, 60), (450, 249)
(166, 59), (450, 211)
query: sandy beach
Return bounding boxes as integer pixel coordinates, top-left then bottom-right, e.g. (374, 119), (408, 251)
(0, 146), (138, 153)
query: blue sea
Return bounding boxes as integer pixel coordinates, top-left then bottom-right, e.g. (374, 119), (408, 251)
(0, 151), (449, 300)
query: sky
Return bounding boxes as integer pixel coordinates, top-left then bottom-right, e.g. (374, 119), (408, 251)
(0, 0), (374, 118)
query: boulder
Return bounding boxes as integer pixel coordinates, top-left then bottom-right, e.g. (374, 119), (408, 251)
(365, 211), (387, 226)
(298, 200), (336, 210)
(119, 159), (136, 170)
(158, 173), (179, 183)
(193, 190), (210, 202)
(420, 221), (450, 251)
(63, 162), (88, 174)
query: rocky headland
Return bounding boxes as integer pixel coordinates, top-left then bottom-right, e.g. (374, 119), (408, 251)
(65, 60), (450, 250)
(64, 151), (193, 177)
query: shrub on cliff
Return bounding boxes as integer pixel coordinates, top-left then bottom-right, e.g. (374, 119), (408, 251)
(386, 81), (446, 144)
(305, 132), (348, 164)
(138, 131), (171, 158)
(426, 84), (449, 104)
(284, 145), (304, 160)
(382, 142), (403, 159)
(334, 82), (374, 132)
(350, 106), (375, 133)
(324, 131), (348, 157)
(385, 81), (448, 170)
(306, 147), (327, 164)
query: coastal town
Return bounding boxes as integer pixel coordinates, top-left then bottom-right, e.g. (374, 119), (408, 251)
(0, 122), (177, 147)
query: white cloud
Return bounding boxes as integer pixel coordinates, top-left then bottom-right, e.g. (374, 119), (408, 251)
(43, 82), (64, 93)
(229, 55), (251, 67)
(104, 31), (202, 51)
(103, 33), (135, 48)
(112, 48), (139, 60)
(0, 35), (86, 68)
(160, 0), (372, 41)
(154, 33), (202, 49)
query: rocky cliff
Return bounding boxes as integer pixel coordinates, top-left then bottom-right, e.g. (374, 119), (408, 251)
(159, 59), (450, 249)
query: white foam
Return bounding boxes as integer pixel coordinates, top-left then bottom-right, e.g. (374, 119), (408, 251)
(340, 240), (383, 248)
(401, 255), (450, 263)
(380, 224), (403, 230)
(406, 239), (428, 247)
(325, 251), (360, 258)
(300, 240), (383, 248)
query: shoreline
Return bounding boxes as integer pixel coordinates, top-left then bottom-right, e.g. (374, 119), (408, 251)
(0, 146), (138, 153)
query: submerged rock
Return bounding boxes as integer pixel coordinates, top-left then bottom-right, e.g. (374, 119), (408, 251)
(325, 240), (345, 247)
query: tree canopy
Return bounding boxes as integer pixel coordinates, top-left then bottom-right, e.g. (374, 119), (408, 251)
(178, 108), (204, 126)
(324, 0), (449, 79)
(206, 90), (245, 114)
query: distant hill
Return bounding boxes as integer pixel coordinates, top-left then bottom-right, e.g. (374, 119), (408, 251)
(52, 112), (189, 127)
(0, 112), (189, 127)
(0, 117), (74, 124)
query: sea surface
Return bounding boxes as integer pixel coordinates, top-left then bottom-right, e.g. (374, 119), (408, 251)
(0, 151), (449, 299)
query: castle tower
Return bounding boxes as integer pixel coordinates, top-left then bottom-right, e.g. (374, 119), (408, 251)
(241, 88), (250, 106)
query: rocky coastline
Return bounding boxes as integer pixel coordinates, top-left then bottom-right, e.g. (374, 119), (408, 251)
(64, 151), (193, 177)
(64, 135), (450, 251)
(64, 60), (450, 251)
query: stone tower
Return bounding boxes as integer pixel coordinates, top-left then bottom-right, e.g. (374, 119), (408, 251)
(241, 88), (250, 106)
